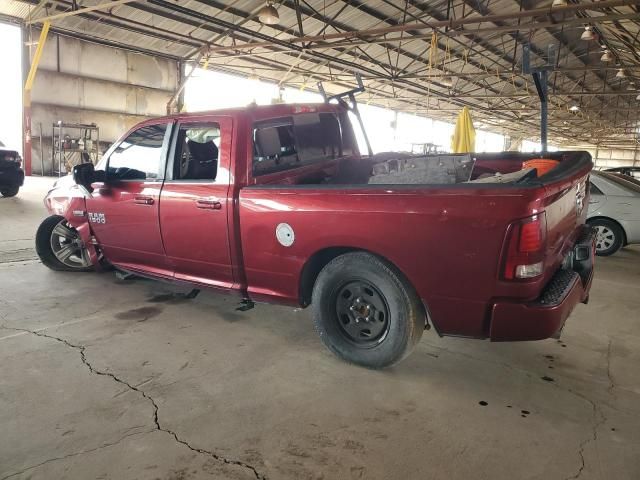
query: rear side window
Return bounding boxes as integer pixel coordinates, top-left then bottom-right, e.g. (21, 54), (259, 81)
(253, 118), (298, 176)
(252, 112), (345, 176)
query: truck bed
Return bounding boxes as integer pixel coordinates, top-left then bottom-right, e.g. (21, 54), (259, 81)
(277, 151), (591, 188)
(239, 150), (592, 338)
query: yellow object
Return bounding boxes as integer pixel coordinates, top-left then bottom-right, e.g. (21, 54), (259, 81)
(23, 20), (51, 106)
(451, 106), (476, 153)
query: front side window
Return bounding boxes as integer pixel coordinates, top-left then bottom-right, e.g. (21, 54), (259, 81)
(172, 123), (221, 181)
(107, 124), (168, 181)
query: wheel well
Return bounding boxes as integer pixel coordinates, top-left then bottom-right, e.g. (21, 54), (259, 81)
(298, 247), (427, 319)
(299, 247), (359, 306)
(587, 216), (628, 246)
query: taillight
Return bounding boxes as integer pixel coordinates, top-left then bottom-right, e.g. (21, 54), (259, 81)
(503, 213), (547, 280)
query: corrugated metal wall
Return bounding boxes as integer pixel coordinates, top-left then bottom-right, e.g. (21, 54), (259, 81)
(30, 33), (179, 175)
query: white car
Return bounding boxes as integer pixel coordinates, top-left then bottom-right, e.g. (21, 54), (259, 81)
(588, 172), (640, 256)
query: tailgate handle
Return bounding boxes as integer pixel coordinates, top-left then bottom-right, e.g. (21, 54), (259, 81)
(196, 198), (222, 210)
(134, 196), (154, 205)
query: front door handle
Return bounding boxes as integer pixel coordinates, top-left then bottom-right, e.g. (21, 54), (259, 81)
(196, 198), (222, 210)
(134, 196), (155, 205)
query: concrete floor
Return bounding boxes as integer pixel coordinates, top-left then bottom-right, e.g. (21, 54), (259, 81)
(1, 177), (639, 480)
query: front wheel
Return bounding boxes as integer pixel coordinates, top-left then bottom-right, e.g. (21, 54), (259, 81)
(0, 186), (19, 197)
(36, 215), (93, 271)
(588, 218), (624, 256)
(312, 252), (424, 369)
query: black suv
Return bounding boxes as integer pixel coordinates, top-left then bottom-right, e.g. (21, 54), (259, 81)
(0, 141), (25, 197)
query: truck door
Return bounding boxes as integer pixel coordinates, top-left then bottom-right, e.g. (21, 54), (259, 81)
(87, 122), (172, 276)
(159, 117), (234, 289)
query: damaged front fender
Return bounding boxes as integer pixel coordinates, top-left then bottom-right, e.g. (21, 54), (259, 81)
(44, 180), (101, 269)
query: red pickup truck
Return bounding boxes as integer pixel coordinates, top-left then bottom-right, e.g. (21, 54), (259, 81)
(37, 102), (595, 368)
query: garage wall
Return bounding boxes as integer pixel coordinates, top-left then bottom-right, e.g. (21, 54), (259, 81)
(554, 143), (639, 169)
(29, 32), (179, 175)
(592, 147), (639, 169)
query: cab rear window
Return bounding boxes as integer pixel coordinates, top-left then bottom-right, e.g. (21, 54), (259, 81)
(252, 112), (345, 176)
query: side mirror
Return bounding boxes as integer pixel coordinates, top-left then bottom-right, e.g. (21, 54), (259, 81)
(72, 163), (103, 191)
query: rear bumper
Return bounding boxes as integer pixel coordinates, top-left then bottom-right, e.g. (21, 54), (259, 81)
(0, 167), (25, 188)
(489, 226), (595, 341)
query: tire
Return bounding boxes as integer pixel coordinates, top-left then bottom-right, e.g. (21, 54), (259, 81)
(36, 215), (93, 271)
(588, 218), (624, 256)
(311, 252), (424, 368)
(0, 186), (19, 197)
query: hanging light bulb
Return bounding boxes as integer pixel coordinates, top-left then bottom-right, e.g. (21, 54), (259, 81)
(600, 50), (613, 62)
(569, 105), (580, 112)
(616, 68), (626, 79)
(440, 75), (453, 87)
(580, 26), (596, 41)
(258, 1), (280, 25)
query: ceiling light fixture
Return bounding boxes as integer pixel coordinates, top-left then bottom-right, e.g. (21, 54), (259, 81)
(600, 50), (613, 62)
(441, 76), (453, 87)
(616, 68), (626, 78)
(569, 105), (580, 112)
(581, 26), (596, 41)
(258, 1), (280, 25)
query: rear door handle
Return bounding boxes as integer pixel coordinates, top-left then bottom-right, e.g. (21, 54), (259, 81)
(196, 198), (222, 210)
(134, 196), (155, 205)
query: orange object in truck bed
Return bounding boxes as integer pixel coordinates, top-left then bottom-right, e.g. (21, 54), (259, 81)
(523, 158), (560, 176)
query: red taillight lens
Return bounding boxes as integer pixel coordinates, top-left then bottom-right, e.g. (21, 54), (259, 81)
(503, 213), (547, 280)
(519, 221), (542, 252)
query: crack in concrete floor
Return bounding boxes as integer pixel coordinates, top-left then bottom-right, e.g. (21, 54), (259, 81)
(432, 341), (616, 480)
(562, 338), (616, 480)
(0, 325), (267, 480)
(0, 431), (153, 480)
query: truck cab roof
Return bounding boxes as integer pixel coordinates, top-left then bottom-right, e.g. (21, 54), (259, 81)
(154, 103), (345, 124)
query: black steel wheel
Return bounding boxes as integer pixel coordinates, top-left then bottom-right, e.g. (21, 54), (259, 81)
(312, 252), (425, 368)
(335, 280), (390, 346)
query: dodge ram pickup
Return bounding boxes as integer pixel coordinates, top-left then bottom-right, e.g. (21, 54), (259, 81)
(37, 102), (595, 368)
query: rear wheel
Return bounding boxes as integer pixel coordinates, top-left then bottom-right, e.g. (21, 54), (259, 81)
(588, 218), (623, 256)
(36, 215), (93, 271)
(0, 186), (19, 197)
(312, 252), (424, 368)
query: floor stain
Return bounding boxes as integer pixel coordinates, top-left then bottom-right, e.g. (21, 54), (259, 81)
(115, 305), (163, 322)
(147, 293), (191, 304)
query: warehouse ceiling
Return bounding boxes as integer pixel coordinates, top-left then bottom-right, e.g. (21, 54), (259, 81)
(3, 0), (640, 148)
